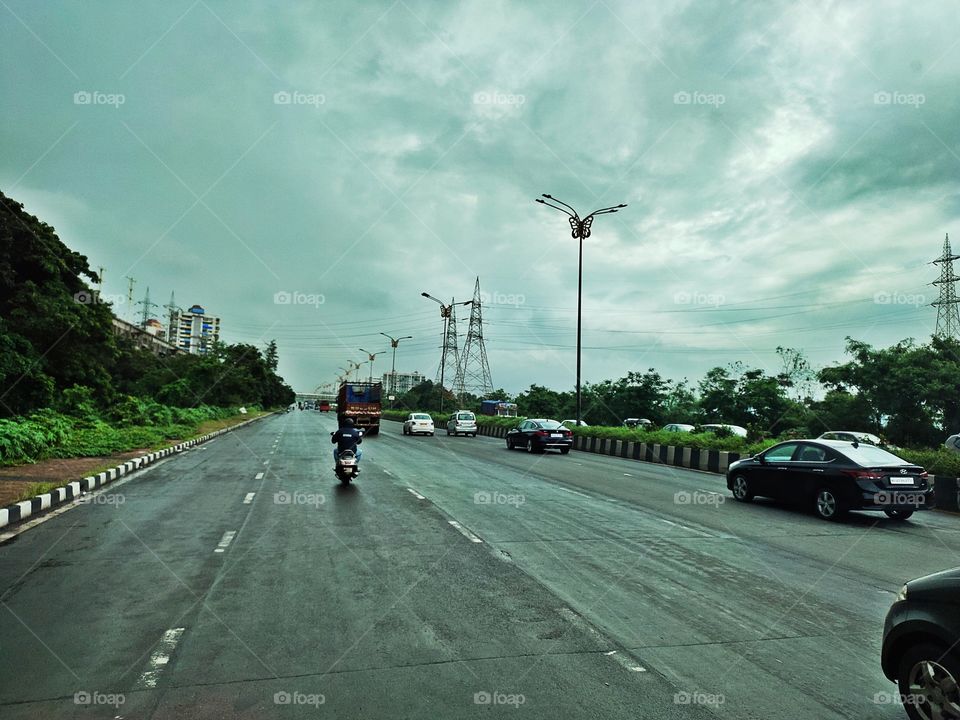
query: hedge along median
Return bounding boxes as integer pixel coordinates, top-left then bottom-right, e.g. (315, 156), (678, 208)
(0, 411), (274, 530)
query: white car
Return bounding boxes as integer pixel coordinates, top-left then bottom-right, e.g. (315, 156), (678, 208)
(561, 419), (589, 428)
(663, 423), (695, 433)
(945, 434), (960, 452)
(446, 410), (478, 437)
(818, 430), (883, 446)
(701, 423), (748, 438)
(403, 413), (434, 436)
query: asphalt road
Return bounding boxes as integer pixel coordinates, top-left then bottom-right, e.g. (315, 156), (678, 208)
(1, 411), (958, 719)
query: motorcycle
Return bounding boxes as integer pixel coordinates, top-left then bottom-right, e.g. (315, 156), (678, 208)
(334, 449), (359, 484)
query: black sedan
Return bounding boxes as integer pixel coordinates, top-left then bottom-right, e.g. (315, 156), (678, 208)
(881, 567), (960, 720)
(726, 439), (932, 521)
(506, 419), (573, 454)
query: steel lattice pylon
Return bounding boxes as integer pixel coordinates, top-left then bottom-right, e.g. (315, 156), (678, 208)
(454, 278), (494, 401)
(933, 233), (960, 341)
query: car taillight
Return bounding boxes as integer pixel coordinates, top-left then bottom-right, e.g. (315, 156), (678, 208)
(535, 430), (549, 437)
(843, 469), (882, 480)
(563, 430), (572, 437)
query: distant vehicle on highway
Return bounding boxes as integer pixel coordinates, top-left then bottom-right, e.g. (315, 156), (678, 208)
(506, 419), (573, 454)
(662, 423), (695, 433)
(446, 411), (477, 437)
(701, 423), (748, 438)
(318, 400), (331, 412)
(818, 430), (884, 446)
(727, 439), (932, 521)
(881, 566), (960, 720)
(403, 413), (434, 436)
(338, 382), (382, 435)
(481, 399), (518, 417)
(622, 418), (653, 429)
(561, 419), (589, 428)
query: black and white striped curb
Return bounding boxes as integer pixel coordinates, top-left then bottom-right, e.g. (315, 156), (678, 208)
(0, 413), (273, 529)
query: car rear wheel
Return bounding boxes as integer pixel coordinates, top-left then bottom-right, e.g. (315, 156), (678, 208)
(731, 475), (753, 502)
(884, 508), (914, 521)
(560, 447), (570, 455)
(814, 487), (846, 521)
(896, 643), (960, 720)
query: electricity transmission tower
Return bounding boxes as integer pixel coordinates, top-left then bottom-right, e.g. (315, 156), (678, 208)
(421, 292), (471, 413)
(933, 233), (960, 341)
(163, 291), (180, 342)
(136, 286), (158, 328)
(454, 277), (494, 401)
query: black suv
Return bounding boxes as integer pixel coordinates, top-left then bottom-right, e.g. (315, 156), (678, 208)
(881, 567), (960, 719)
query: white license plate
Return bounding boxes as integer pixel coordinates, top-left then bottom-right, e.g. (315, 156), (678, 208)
(550, 433), (562, 438)
(890, 476), (915, 485)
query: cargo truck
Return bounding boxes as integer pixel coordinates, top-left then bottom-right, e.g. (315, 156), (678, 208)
(480, 400), (518, 417)
(337, 382), (382, 435)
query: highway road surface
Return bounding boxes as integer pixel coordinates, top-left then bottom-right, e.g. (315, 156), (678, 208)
(2, 411), (959, 718)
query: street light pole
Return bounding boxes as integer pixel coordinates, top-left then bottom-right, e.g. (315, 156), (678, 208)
(535, 194), (627, 426)
(380, 332), (413, 407)
(359, 348), (386, 384)
(421, 293), (471, 414)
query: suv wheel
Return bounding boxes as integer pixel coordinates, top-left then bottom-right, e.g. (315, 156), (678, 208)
(897, 643), (960, 720)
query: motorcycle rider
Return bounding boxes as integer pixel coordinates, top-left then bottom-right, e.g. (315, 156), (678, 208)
(331, 417), (363, 471)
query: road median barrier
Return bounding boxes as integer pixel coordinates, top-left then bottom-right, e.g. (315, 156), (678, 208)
(0, 412), (274, 530)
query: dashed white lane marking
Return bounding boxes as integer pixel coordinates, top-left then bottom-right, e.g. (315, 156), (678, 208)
(263, 460), (270, 465)
(214, 530), (236, 553)
(406, 488), (425, 500)
(606, 650), (647, 672)
(383, 469), (393, 476)
(243, 493), (255, 504)
(623, 473), (633, 477)
(136, 627), (185, 688)
(255, 472), (264, 480)
(448, 520), (483, 543)
(557, 609), (647, 673)
(269, 450), (275, 455)
(558, 487), (591, 499)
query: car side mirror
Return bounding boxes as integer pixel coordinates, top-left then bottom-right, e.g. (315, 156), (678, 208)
(330, 431), (335, 436)
(756, 454), (766, 464)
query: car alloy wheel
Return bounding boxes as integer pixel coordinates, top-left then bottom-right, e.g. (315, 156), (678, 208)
(731, 475), (753, 502)
(815, 488), (844, 520)
(526, 439), (534, 453)
(898, 645), (960, 720)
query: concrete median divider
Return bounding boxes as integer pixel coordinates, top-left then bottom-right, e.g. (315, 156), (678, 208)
(0, 412), (275, 531)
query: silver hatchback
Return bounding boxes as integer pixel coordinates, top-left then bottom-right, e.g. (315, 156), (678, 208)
(447, 411), (478, 437)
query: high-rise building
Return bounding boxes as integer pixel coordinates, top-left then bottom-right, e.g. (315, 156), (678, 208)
(169, 304), (221, 355)
(382, 371), (427, 396)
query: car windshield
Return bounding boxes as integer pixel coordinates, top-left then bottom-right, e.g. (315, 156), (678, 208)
(538, 420), (563, 430)
(413, 414), (431, 420)
(841, 444), (911, 466)
(457, 413), (474, 420)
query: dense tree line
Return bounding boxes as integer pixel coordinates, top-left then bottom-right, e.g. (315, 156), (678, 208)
(399, 339), (960, 449)
(0, 191), (294, 419)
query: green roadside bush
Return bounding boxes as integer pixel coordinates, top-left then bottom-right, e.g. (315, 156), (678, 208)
(0, 404), (247, 465)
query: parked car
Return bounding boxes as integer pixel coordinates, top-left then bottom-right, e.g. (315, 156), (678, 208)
(561, 419), (589, 428)
(623, 418), (653, 429)
(663, 423), (696, 433)
(881, 566), (960, 720)
(701, 423), (748, 438)
(818, 430), (884, 446)
(402, 413), (434, 436)
(945, 434), (960, 453)
(506, 419), (573, 454)
(446, 410), (477, 437)
(727, 439), (932, 521)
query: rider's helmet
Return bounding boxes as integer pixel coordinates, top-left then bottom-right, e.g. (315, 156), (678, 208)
(343, 417), (355, 427)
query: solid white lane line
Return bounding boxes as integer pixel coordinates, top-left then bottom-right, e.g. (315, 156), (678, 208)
(255, 472), (264, 480)
(558, 487), (591, 499)
(407, 488), (426, 500)
(448, 520), (483, 543)
(243, 493), (255, 504)
(607, 650), (647, 672)
(214, 530), (236, 553)
(136, 627), (185, 688)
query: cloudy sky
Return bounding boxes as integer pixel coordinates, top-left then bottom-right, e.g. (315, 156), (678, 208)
(3, 0), (959, 395)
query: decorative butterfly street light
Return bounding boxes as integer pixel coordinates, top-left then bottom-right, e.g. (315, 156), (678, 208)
(535, 194), (627, 427)
(359, 348), (387, 384)
(380, 332), (414, 407)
